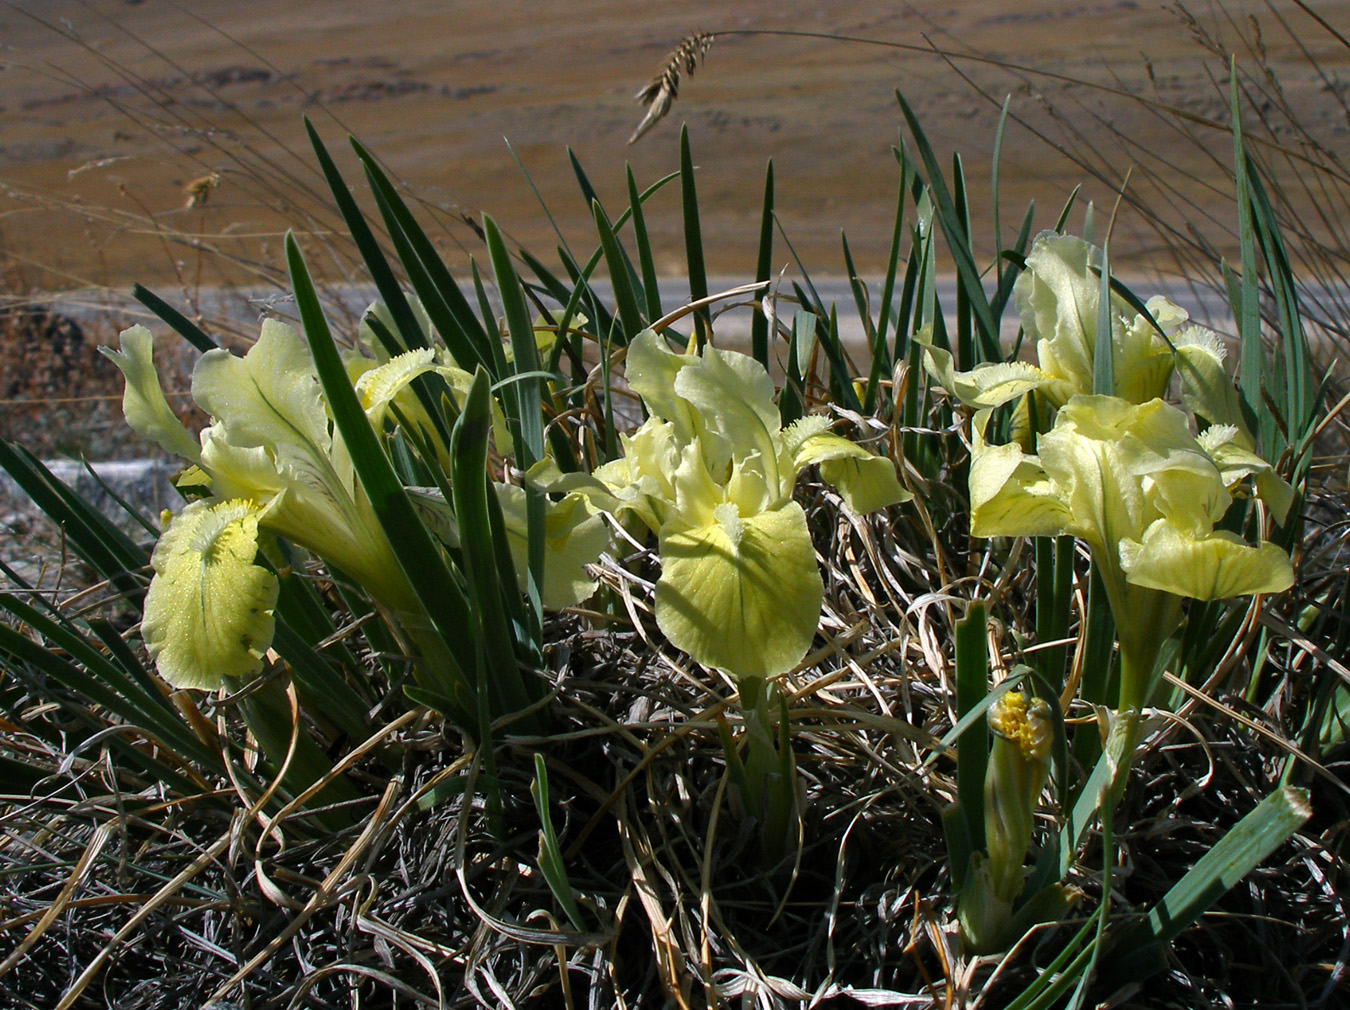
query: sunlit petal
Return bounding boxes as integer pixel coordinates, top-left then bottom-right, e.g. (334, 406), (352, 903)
(1119, 521), (1295, 600)
(656, 500), (822, 679)
(969, 441), (1072, 539)
(99, 325), (202, 463)
(141, 498), (278, 690)
(919, 333), (1059, 409)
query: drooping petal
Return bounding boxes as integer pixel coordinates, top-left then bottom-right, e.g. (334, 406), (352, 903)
(1038, 396), (1219, 548)
(787, 421), (911, 513)
(1119, 521), (1294, 600)
(99, 325), (202, 463)
(655, 499), (823, 680)
(354, 347), (437, 424)
(198, 425), (354, 551)
(1172, 325), (1250, 432)
(141, 498), (279, 690)
(495, 483), (613, 609)
(919, 333), (1059, 409)
(968, 441), (1072, 539)
(1198, 424), (1296, 523)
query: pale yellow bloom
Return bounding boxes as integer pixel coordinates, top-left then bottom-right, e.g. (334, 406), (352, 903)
(533, 328), (911, 680)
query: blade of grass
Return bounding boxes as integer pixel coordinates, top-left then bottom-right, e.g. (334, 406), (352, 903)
(450, 369), (540, 722)
(991, 94), (1012, 293)
(1092, 241), (1115, 396)
(304, 119), (428, 355)
(593, 200), (646, 341)
(896, 90), (1001, 364)
(990, 202), (1035, 321)
(363, 168), (501, 379)
(571, 149), (646, 319)
(1101, 785), (1312, 989)
(0, 438), (147, 602)
(751, 161), (775, 369)
(952, 151), (976, 370)
(484, 214), (548, 637)
(531, 753), (587, 931)
(955, 601), (990, 853)
(1230, 61), (1268, 451)
(0, 618), (217, 773)
(778, 310), (811, 426)
(1246, 164), (1316, 455)
(626, 165), (663, 325)
(821, 303), (863, 412)
(132, 283), (218, 352)
(680, 124), (710, 347)
(285, 231), (477, 726)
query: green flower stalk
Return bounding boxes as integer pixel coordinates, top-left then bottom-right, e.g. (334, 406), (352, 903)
(959, 689), (1055, 953)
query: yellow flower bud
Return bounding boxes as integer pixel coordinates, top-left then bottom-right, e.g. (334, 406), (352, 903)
(989, 690), (1053, 762)
(984, 691), (1054, 906)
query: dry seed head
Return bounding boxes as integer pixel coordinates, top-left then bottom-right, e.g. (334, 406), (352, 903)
(183, 172), (222, 209)
(628, 33), (715, 145)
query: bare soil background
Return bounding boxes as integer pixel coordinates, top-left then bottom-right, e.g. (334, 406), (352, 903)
(2, 0), (1349, 454)
(5, 1), (1350, 280)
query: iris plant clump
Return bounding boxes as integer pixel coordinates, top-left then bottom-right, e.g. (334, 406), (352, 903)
(927, 231), (1297, 951)
(101, 316), (606, 696)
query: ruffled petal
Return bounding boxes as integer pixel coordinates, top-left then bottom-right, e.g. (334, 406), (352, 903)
(99, 325), (202, 463)
(141, 499), (278, 689)
(918, 332), (1056, 409)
